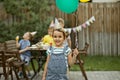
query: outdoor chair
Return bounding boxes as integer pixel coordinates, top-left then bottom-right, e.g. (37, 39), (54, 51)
(0, 43), (6, 79)
(79, 42), (89, 56)
(76, 42), (89, 80)
(4, 40), (29, 80)
(0, 42), (16, 80)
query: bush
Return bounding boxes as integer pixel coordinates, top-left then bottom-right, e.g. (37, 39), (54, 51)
(0, 0), (53, 43)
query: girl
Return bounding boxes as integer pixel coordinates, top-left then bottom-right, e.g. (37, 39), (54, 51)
(16, 32), (32, 78)
(42, 28), (79, 80)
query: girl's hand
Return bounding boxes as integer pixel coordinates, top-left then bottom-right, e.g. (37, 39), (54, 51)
(73, 48), (79, 57)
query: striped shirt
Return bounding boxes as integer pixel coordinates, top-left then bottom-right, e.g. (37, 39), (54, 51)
(46, 46), (71, 67)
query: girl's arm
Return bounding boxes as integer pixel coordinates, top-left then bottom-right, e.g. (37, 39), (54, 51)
(68, 48), (79, 66)
(42, 54), (50, 80)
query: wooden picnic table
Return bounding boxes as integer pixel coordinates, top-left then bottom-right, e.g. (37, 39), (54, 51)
(29, 47), (47, 79)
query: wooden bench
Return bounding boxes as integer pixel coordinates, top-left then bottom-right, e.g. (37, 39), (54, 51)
(0, 43), (5, 79)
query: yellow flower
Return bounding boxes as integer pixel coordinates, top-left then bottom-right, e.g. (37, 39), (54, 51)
(80, 0), (90, 2)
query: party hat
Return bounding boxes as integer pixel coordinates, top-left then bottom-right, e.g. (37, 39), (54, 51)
(31, 31), (37, 36)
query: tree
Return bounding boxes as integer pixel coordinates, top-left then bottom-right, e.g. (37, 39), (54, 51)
(0, 0), (53, 42)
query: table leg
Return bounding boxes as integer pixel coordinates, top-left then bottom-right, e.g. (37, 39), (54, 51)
(31, 57), (37, 79)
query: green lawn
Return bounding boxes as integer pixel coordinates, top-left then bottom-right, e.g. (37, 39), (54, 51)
(30, 56), (120, 71)
(70, 56), (120, 71)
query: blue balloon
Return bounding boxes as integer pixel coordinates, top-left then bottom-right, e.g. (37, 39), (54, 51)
(56, 0), (79, 14)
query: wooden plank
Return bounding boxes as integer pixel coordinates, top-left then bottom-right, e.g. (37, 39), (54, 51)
(91, 3), (95, 55)
(78, 3), (84, 50)
(94, 3), (99, 55)
(99, 3), (104, 56)
(111, 4), (117, 56)
(81, 3), (86, 49)
(95, 3), (101, 55)
(110, 3), (114, 55)
(116, 5), (119, 56)
(104, 3), (110, 56)
(103, 3), (106, 55)
(84, 3), (88, 50)
(117, 3), (120, 56)
(85, 3), (90, 54)
(107, 3), (111, 56)
(114, 6), (118, 56)
(108, 3), (112, 56)
(88, 3), (93, 55)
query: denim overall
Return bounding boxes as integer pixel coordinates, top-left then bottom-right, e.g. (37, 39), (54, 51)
(46, 47), (68, 80)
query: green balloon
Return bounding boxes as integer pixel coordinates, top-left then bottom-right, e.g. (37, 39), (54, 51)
(56, 0), (79, 14)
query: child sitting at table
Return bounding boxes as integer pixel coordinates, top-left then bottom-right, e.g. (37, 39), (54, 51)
(42, 28), (79, 80)
(16, 32), (33, 78)
(42, 27), (55, 46)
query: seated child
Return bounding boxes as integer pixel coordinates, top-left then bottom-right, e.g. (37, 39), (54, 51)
(16, 32), (32, 78)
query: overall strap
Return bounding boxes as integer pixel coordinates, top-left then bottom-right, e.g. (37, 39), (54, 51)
(63, 46), (68, 54)
(49, 46), (53, 54)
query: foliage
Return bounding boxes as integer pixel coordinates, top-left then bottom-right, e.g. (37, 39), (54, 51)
(0, 0), (53, 42)
(0, 0), (4, 2)
(0, 21), (10, 42)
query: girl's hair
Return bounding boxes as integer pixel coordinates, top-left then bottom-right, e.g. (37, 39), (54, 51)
(53, 28), (66, 39)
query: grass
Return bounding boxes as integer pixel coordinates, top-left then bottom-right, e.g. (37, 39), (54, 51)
(70, 55), (120, 71)
(30, 56), (120, 71)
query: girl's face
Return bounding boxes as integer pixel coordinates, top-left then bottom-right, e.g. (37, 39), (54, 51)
(53, 30), (65, 47)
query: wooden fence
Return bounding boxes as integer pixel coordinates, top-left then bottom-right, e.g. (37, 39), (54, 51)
(0, 2), (120, 56)
(52, 3), (120, 56)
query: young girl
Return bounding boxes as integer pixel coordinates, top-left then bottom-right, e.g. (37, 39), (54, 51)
(42, 28), (79, 80)
(16, 32), (32, 78)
